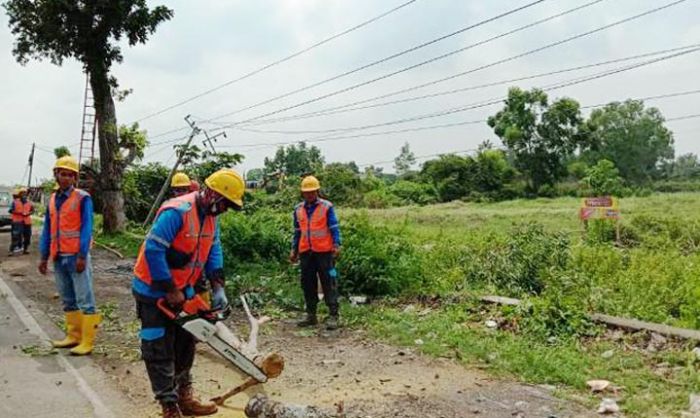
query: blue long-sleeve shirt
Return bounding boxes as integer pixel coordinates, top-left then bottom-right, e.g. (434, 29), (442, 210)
(132, 203), (223, 299)
(292, 199), (341, 252)
(39, 187), (93, 260)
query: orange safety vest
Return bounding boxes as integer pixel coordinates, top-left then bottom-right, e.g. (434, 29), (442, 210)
(296, 199), (334, 254)
(21, 200), (33, 225)
(49, 188), (89, 259)
(134, 193), (216, 290)
(11, 198), (24, 223)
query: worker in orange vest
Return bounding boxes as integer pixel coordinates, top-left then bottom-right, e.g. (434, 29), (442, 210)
(170, 172), (191, 198)
(8, 188), (24, 255)
(18, 188), (34, 254)
(132, 168), (245, 418)
(38, 156), (98, 356)
(289, 176), (342, 330)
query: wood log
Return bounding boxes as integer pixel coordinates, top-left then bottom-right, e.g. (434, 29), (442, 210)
(245, 394), (342, 418)
(480, 295), (700, 341)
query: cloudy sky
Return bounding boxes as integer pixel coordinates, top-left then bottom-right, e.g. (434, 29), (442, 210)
(1, 0), (699, 186)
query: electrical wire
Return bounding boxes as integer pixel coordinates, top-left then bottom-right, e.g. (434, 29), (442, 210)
(130, 0), (420, 124)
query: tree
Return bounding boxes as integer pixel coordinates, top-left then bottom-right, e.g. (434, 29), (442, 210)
(394, 142), (416, 176)
(53, 146), (71, 158)
(421, 154), (475, 202)
(488, 87), (587, 192)
(263, 142), (324, 182)
(318, 162), (361, 205)
(4, 0), (174, 232)
(584, 100), (674, 184)
(246, 168), (264, 182)
(667, 153), (700, 179)
(581, 159), (623, 196)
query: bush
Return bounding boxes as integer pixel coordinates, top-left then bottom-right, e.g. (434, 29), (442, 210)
(337, 212), (423, 296)
(388, 180), (437, 205)
(219, 209), (290, 264)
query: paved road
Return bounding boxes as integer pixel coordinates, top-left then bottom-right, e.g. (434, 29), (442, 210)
(0, 273), (129, 418)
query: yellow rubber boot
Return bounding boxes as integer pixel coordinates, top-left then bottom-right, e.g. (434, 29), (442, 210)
(52, 311), (82, 348)
(70, 313), (101, 356)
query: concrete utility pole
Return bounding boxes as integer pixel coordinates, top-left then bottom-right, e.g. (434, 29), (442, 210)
(142, 115), (200, 227)
(27, 142), (35, 189)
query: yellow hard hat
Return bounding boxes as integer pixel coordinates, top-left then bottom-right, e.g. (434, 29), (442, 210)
(54, 156), (79, 173)
(300, 176), (321, 192)
(205, 168), (245, 207)
(171, 172), (191, 188)
(12, 188), (21, 196)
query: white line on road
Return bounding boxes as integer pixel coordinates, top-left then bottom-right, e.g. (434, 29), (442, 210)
(0, 274), (114, 418)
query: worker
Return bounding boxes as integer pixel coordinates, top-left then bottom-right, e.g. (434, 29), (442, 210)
(289, 176), (342, 330)
(38, 156), (98, 356)
(170, 172), (191, 197)
(8, 188), (23, 255)
(132, 168), (244, 418)
(18, 188), (34, 254)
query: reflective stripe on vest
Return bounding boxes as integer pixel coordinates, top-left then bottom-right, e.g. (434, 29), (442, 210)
(133, 192), (216, 290)
(49, 189), (87, 259)
(296, 199), (334, 254)
(11, 199), (24, 223)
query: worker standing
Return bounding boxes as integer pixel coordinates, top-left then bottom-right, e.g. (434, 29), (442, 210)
(19, 188), (34, 254)
(38, 156), (99, 356)
(132, 168), (244, 418)
(8, 189), (23, 255)
(170, 172), (191, 198)
(289, 176), (342, 330)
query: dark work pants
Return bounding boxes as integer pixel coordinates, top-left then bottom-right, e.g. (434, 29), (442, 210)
(9, 222), (22, 251)
(135, 296), (196, 404)
(300, 251), (338, 316)
(22, 224), (31, 250)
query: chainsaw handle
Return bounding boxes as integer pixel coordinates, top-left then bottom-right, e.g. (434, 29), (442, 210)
(156, 298), (178, 320)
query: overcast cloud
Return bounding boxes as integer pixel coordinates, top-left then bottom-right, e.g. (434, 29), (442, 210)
(1, 0), (698, 185)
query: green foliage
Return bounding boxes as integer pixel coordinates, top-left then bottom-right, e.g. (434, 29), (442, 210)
(218, 209), (290, 264)
(318, 162), (362, 206)
(488, 88), (588, 191)
(122, 162), (169, 222)
(393, 142), (416, 176)
(118, 123), (148, 163)
(584, 100), (674, 184)
(387, 180), (437, 205)
(581, 159), (623, 196)
(263, 142), (324, 189)
(53, 146), (70, 158)
(337, 212), (423, 296)
(3, 0), (173, 70)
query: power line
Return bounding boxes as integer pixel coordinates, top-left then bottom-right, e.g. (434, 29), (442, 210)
(152, 46), (698, 153)
(146, 0), (553, 140)
(209, 0), (689, 133)
(666, 113), (700, 122)
(217, 47), (700, 138)
(130, 0), (419, 124)
(234, 44), (700, 127)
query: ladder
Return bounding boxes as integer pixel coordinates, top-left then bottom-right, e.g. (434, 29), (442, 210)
(77, 72), (97, 176)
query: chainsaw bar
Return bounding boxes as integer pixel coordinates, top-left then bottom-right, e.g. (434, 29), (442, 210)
(181, 318), (268, 383)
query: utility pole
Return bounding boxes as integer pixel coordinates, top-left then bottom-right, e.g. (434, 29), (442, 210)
(27, 142), (35, 189)
(143, 115), (200, 227)
(202, 130), (227, 154)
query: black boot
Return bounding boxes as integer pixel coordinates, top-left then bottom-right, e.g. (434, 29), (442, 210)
(297, 313), (318, 327)
(325, 315), (340, 330)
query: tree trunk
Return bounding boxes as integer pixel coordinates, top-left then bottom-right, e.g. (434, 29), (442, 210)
(89, 66), (126, 233)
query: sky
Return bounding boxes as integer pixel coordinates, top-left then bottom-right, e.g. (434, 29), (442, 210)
(0, 0), (699, 186)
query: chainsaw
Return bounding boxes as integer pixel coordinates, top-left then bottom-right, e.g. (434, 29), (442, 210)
(157, 295), (268, 383)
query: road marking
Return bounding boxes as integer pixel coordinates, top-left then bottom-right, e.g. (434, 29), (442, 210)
(0, 274), (114, 418)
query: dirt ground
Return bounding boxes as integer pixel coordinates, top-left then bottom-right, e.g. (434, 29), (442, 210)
(0, 230), (595, 418)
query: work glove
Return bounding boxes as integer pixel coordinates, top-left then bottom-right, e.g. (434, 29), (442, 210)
(211, 286), (228, 310)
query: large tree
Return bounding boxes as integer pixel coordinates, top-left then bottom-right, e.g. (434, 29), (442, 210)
(488, 87), (588, 192)
(584, 100), (674, 184)
(4, 0), (173, 232)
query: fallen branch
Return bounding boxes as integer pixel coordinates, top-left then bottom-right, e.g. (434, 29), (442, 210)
(210, 294), (284, 406)
(480, 295), (700, 341)
(93, 240), (124, 259)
